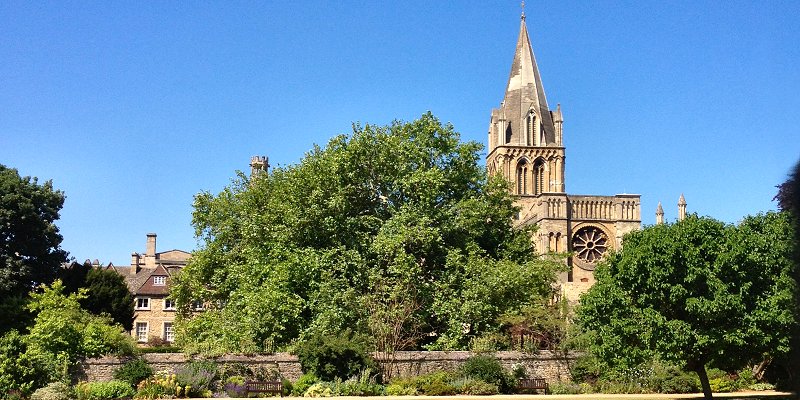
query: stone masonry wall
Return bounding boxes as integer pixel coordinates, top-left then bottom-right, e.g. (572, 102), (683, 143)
(80, 351), (575, 383)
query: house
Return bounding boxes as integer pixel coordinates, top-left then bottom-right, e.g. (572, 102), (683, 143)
(106, 233), (190, 345)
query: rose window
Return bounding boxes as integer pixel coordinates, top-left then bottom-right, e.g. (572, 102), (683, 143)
(572, 227), (609, 263)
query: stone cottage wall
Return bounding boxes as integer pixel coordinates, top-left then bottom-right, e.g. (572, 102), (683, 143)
(79, 351), (575, 383)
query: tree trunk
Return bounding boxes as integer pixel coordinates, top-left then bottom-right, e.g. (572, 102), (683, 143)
(694, 364), (713, 400)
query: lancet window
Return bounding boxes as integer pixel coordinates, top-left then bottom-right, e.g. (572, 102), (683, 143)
(516, 160), (529, 194)
(533, 158), (546, 195)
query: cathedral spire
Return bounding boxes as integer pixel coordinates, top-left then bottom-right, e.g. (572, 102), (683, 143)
(493, 11), (557, 148)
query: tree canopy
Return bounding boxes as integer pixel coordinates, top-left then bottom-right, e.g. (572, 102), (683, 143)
(577, 213), (797, 399)
(0, 280), (136, 395)
(59, 262), (135, 332)
(0, 164), (68, 333)
(172, 113), (560, 354)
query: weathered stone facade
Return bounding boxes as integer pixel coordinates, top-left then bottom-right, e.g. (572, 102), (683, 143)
(79, 351), (575, 383)
(487, 14), (641, 301)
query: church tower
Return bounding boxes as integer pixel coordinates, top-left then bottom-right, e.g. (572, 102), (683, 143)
(487, 13), (565, 196)
(487, 11), (641, 300)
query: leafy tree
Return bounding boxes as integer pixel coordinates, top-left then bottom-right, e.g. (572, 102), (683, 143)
(25, 280), (136, 382)
(58, 262), (135, 332)
(577, 214), (797, 399)
(81, 267), (135, 332)
(0, 164), (68, 334)
(775, 159), (800, 391)
(173, 113), (560, 354)
(0, 330), (49, 397)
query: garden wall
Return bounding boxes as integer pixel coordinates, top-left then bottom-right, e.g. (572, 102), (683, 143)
(79, 351), (575, 383)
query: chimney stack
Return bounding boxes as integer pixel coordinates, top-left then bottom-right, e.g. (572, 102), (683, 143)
(145, 233), (157, 267)
(131, 252), (140, 275)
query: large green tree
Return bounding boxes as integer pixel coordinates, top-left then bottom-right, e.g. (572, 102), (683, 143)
(577, 213), (797, 399)
(0, 280), (136, 395)
(58, 262), (135, 331)
(775, 159), (800, 391)
(172, 113), (559, 354)
(0, 165), (68, 333)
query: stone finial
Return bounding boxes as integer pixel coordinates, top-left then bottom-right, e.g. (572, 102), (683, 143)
(678, 194), (687, 221)
(656, 202), (664, 225)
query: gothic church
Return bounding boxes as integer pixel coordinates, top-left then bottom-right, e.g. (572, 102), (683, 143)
(487, 13), (641, 300)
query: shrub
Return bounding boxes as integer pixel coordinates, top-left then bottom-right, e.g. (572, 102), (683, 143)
(734, 367), (757, 389)
(292, 372), (319, 396)
(569, 354), (601, 385)
(294, 330), (375, 382)
(646, 364), (699, 394)
(30, 382), (72, 400)
(451, 377), (498, 395)
(706, 368), (736, 392)
(548, 382), (585, 395)
(133, 371), (176, 400)
(174, 360), (216, 397)
(303, 382), (333, 397)
(510, 363), (527, 380)
(414, 371), (457, 396)
(334, 370), (383, 396)
(595, 379), (646, 394)
(113, 358), (153, 388)
(749, 382), (776, 391)
(709, 376), (737, 393)
(75, 380), (135, 400)
(468, 333), (510, 352)
(384, 383), (417, 396)
(0, 330), (49, 397)
(460, 354), (514, 393)
(221, 375), (246, 398)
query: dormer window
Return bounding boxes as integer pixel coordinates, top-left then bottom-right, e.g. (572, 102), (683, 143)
(153, 276), (166, 286)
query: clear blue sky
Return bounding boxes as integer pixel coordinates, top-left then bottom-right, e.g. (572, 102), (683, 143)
(2, 1), (798, 265)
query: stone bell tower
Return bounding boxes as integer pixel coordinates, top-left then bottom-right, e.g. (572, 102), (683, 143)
(486, 13), (565, 197)
(486, 11), (641, 299)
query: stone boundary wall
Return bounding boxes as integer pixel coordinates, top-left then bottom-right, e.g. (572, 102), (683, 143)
(80, 351), (576, 383)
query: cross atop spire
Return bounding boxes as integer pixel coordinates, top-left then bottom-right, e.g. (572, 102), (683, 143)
(521, 1), (526, 20)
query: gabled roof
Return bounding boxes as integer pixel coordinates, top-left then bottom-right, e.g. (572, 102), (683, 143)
(137, 264), (171, 295)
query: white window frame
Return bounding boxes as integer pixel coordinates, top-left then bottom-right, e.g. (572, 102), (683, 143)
(163, 298), (176, 311)
(135, 322), (148, 343)
(163, 322), (174, 342)
(192, 300), (204, 311)
(135, 297), (150, 310)
(153, 276), (166, 286)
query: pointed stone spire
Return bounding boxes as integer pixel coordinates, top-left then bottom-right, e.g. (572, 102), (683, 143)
(656, 202), (664, 224)
(678, 194), (687, 221)
(489, 12), (557, 149)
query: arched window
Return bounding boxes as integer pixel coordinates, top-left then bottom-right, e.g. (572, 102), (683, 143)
(533, 158), (546, 195)
(516, 160), (528, 194)
(526, 112), (536, 146)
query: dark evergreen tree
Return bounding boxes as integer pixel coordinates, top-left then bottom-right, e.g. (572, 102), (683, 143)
(81, 268), (135, 332)
(0, 164), (68, 334)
